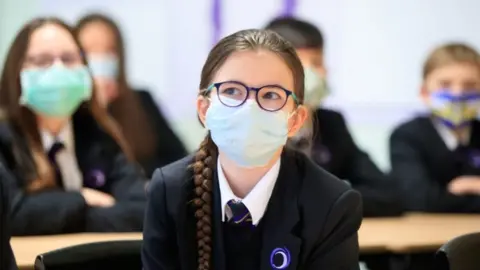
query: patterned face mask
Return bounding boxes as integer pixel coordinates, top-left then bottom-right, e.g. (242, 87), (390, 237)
(429, 90), (480, 128)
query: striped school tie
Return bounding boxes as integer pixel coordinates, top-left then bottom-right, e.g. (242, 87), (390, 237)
(47, 141), (65, 187)
(226, 200), (252, 226)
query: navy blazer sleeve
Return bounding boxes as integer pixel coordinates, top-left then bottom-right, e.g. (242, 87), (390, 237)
(85, 146), (146, 232)
(390, 127), (480, 212)
(0, 125), (87, 235)
(332, 112), (403, 217)
(305, 189), (362, 270)
(0, 164), (17, 270)
(142, 169), (179, 270)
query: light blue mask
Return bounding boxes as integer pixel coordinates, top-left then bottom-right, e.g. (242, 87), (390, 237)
(304, 67), (329, 108)
(205, 96), (291, 167)
(87, 54), (119, 79)
(20, 64), (92, 117)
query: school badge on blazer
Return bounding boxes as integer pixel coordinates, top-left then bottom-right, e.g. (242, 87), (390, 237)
(85, 169), (106, 188)
(261, 235), (299, 270)
(270, 247), (291, 269)
(312, 144), (331, 165)
(469, 150), (480, 168)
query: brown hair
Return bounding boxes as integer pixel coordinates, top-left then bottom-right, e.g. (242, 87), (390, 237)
(423, 42), (480, 79)
(191, 29), (305, 270)
(0, 17), (133, 192)
(75, 13), (157, 162)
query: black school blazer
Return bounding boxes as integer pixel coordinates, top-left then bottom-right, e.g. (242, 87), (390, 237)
(0, 164), (17, 270)
(142, 150), (363, 270)
(390, 115), (480, 212)
(0, 108), (146, 235)
(310, 108), (403, 217)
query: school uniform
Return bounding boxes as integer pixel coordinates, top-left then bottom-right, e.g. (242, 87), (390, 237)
(135, 90), (188, 177)
(142, 149), (363, 270)
(0, 163), (17, 270)
(0, 107), (146, 236)
(390, 115), (480, 212)
(304, 108), (403, 217)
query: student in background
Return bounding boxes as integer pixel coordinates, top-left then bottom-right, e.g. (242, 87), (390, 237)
(390, 43), (480, 213)
(0, 17), (146, 235)
(75, 13), (188, 177)
(266, 17), (403, 217)
(142, 29), (362, 270)
(0, 164), (16, 270)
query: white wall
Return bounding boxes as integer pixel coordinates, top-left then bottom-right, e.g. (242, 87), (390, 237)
(1, 0), (480, 170)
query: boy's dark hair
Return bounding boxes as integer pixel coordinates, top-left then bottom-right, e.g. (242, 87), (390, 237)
(265, 17), (324, 49)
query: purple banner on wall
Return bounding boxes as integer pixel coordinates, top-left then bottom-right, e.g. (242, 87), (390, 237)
(211, 0), (298, 45)
(281, 0), (297, 17)
(212, 0), (222, 45)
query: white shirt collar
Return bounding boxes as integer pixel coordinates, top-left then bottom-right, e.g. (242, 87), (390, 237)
(217, 157), (280, 225)
(41, 122), (74, 152)
(432, 119), (471, 150)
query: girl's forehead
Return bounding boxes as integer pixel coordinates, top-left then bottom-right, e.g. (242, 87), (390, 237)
(27, 24), (79, 56)
(213, 50), (294, 90)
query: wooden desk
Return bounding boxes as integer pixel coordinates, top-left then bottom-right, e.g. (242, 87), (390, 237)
(11, 233), (142, 270)
(11, 214), (480, 269)
(358, 213), (480, 253)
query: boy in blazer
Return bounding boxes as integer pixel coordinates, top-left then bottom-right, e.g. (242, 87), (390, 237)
(266, 17), (403, 217)
(390, 43), (480, 213)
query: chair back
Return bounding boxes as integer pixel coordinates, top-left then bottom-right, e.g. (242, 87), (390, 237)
(434, 232), (480, 270)
(34, 240), (142, 270)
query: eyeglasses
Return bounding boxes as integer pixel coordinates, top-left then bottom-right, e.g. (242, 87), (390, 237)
(23, 53), (83, 69)
(205, 81), (298, 111)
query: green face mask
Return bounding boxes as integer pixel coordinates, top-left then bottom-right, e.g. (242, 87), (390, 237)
(20, 64), (92, 117)
(304, 67), (329, 108)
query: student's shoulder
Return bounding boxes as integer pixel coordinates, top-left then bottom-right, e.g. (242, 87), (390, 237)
(299, 152), (361, 205)
(134, 89), (161, 111)
(390, 115), (432, 141)
(315, 108), (345, 123)
(293, 151), (362, 234)
(134, 89), (153, 101)
(148, 154), (194, 196)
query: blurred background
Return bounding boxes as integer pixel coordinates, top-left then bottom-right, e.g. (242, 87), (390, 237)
(2, 0), (480, 171)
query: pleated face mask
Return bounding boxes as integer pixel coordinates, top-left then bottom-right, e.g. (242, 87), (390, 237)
(205, 95), (295, 168)
(20, 64), (92, 117)
(429, 90), (480, 128)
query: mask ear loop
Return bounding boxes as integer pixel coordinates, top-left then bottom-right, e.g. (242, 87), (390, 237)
(286, 102), (305, 135)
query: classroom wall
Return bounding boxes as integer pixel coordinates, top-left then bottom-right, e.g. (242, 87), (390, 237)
(1, 0), (480, 171)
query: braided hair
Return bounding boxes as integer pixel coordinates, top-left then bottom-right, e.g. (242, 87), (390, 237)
(191, 133), (216, 269)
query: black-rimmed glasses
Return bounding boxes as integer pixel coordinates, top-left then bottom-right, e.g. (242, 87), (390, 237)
(205, 81), (298, 112)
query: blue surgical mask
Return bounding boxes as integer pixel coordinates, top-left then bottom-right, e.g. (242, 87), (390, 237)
(205, 96), (292, 167)
(430, 91), (480, 128)
(20, 64), (92, 117)
(304, 67), (329, 108)
(87, 54), (119, 79)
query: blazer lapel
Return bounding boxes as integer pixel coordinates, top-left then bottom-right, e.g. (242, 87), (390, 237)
(260, 151), (302, 270)
(212, 171), (226, 270)
(176, 177), (198, 270)
(72, 109), (110, 189)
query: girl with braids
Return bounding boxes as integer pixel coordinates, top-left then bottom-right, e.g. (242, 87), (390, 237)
(142, 29), (362, 270)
